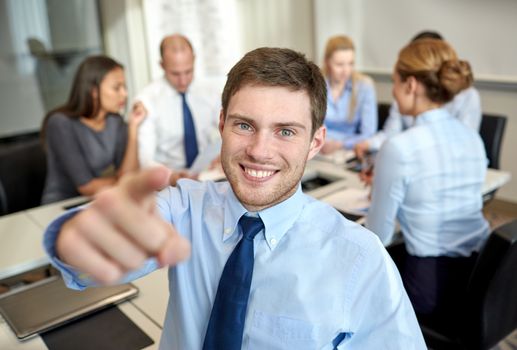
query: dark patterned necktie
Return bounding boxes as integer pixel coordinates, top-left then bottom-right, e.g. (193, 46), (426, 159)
(180, 92), (198, 168)
(202, 215), (265, 350)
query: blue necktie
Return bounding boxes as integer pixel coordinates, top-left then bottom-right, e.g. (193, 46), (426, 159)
(203, 215), (264, 350)
(181, 93), (198, 168)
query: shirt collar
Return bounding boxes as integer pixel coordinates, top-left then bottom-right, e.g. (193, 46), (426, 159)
(414, 107), (451, 126)
(177, 90), (189, 98)
(160, 76), (191, 97)
(222, 184), (307, 251)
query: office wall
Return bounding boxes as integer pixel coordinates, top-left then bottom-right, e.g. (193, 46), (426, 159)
(238, 0), (315, 60)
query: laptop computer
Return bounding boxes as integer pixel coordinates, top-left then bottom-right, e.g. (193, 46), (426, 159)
(0, 275), (138, 339)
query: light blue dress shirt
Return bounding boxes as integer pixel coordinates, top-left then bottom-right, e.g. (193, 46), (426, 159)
(368, 86), (482, 150)
(366, 108), (490, 257)
(43, 180), (426, 349)
(325, 78), (378, 149)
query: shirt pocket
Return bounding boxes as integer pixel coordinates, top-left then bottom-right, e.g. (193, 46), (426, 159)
(246, 310), (318, 350)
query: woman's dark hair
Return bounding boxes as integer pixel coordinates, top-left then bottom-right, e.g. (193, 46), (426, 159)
(40, 55), (123, 143)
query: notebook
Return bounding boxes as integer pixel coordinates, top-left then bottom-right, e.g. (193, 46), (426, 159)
(0, 275), (138, 339)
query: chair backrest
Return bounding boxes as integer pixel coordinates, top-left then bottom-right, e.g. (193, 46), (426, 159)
(466, 219), (517, 349)
(479, 114), (506, 169)
(377, 102), (391, 131)
(0, 138), (47, 216)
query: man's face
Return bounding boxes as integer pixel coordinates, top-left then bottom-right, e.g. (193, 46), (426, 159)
(219, 85), (325, 211)
(161, 50), (194, 93)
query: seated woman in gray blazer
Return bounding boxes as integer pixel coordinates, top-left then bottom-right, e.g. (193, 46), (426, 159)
(41, 55), (146, 204)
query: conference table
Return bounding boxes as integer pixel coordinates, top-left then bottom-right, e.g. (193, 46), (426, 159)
(0, 159), (511, 349)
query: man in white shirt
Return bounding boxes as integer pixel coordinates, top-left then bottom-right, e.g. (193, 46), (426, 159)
(136, 34), (220, 184)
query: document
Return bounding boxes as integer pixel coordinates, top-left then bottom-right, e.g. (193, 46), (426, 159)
(198, 168), (225, 182)
(314, 149), (355, 165)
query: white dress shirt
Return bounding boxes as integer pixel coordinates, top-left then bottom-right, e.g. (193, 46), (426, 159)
(368, 86), (482, 150)
(366, 108), (490, 257)
(135, 77), (220, 170)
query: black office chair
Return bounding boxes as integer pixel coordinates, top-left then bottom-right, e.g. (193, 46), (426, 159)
(479, 114), (507, 203)
(420, 219), (517, 350)
(377, 102), (391, 131)
(0, 137), (47, 216)
(479, 114), (506, 170)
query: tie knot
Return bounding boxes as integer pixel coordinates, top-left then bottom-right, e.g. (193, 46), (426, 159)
(238, 216), (264, 241)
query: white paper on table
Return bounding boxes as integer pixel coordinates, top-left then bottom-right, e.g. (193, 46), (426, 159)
(314, 149), (355, 165)
(198, 168), (226, 182)
(189, 139), (222, 174)
(321, 187), (370, 216)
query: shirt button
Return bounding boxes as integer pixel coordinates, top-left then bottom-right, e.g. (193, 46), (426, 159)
(224, 228), (232, 234)
(270, 238), (277, 246)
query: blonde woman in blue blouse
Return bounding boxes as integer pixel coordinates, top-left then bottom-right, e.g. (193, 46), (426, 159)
(320, 35), (377, 153)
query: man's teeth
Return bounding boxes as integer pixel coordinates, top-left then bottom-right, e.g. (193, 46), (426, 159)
(245, 168), (274, 178)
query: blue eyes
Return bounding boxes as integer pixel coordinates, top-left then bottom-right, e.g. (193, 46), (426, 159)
(238, 123), (251, 131)
(280, 129), (294, 137)
(235, 122), (294, 137)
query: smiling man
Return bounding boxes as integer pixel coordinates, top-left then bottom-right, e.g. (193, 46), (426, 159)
(220, 84), (318, 210)
(43, 48), (425, 349)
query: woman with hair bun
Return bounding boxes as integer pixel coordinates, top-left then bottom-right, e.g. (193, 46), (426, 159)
(365, 39), (489, 324)
(354, 31), (482, 160)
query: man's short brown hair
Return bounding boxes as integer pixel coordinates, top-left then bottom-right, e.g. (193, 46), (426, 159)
(221, 47), (327, 136)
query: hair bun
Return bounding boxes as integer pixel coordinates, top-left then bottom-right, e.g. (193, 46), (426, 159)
(438, 59), (473, 97)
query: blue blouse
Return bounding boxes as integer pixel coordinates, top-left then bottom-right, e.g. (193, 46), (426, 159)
(324, 78), (378, 149)
(366, 108), (489, 257)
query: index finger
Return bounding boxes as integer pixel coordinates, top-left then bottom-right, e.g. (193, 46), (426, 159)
(119, 166), (171, 202)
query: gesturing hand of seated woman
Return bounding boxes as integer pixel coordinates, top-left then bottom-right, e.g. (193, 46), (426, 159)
(57, 167), (192, 284)
(128, 101), (147, 128)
